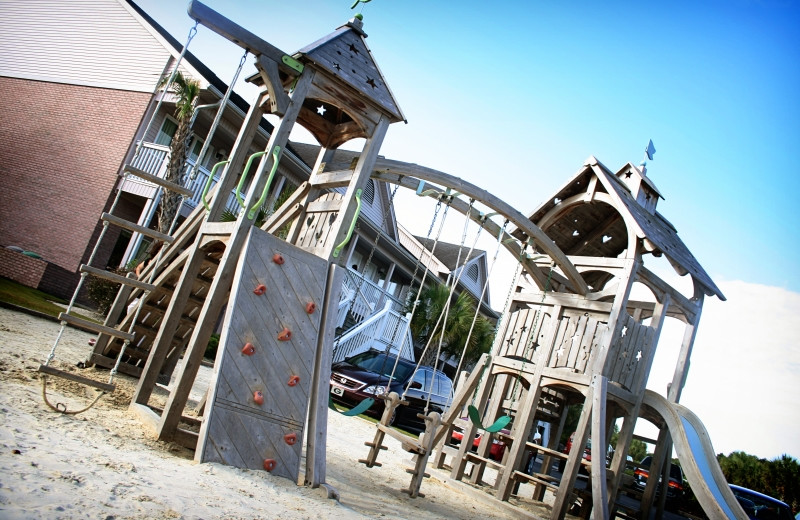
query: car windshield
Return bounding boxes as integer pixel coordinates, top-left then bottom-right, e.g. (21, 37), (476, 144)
(345, 352), (414, 381)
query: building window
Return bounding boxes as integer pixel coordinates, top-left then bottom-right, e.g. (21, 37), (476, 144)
(363, 179), (375, 206)
(467, 263), (479, 282)
(155, 117), (177, 146)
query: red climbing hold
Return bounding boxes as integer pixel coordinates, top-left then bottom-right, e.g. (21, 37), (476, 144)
(305, 301), (316, 314)
(253, 390), (264, 405)
(263, 459), (276, 471)
(241, 343), (256, 356)
(284, 432), (297, 446)
(287, 375), (300, 387)
(277, 328), (291, 341)
(253, 284), (266, 296)
(272, 253), (285, 265)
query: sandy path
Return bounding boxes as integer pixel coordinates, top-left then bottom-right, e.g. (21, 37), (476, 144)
(0, 307), (550, 519)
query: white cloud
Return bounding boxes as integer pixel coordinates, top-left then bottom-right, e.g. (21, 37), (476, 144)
(645, 280), (800, 461)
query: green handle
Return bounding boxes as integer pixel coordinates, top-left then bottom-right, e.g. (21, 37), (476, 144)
(333, 188), (362, 258)
(235, 151), (267, 208)
(247, 146), (282, 220)
(202, 160), (230, 212)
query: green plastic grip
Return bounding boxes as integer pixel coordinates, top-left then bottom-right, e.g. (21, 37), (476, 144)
(247, 146), (282, 220)
(235, 151), (267, 208)
(202, 160), (230, 212)
(332, 188), (362, 258)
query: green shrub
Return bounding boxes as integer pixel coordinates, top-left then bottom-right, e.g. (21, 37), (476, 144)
(206, 333), (220, 360)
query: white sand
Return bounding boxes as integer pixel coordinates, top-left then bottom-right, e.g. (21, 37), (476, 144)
(0, 307), (553, 519)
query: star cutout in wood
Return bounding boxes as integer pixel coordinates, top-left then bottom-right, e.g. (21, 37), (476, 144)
(556, 346), (565, 358)
(348, 43), (360, 55)
(316, 105), (326, 116)
(333, 62), (341, 71)
(636, 350), (642, 361)
(366, 77), (377, 89)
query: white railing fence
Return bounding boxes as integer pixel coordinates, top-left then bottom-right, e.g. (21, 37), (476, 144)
(332, 300), (415, 364)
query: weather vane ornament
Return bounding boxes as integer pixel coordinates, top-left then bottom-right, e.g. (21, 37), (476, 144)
(351, 0), (372, 9)
(641, 139), (656, 174)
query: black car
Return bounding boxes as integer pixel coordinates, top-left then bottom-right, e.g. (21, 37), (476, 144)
(329, 349), (454, 432)
(729, 484), (793, 520)
(633, 456), (685, 506)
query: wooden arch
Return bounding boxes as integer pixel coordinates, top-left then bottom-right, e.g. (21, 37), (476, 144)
(367, 160), (590, 295)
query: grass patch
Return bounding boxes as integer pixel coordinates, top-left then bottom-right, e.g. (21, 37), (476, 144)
(0, 278), (101, 323)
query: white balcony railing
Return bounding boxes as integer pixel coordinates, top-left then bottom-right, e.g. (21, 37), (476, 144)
(120, 142), (240, 215)
(332, 300), (415, 363)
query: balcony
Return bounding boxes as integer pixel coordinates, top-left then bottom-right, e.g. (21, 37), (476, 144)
(119, 142), (240, 215)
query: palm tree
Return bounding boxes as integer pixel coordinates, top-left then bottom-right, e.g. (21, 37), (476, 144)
(158, 71), (200, 234)
(406, 283), (494, 368)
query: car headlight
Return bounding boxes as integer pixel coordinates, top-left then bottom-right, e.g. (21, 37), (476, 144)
(362, 385), (386, 396)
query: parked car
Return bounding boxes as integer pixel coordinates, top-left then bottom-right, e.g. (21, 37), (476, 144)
(329, 349), (454, 432)
(450, 424), (509, 461)
(633, 455), (685, 506)
(564, 431), (592, 462)
(729, 484), (793, 520)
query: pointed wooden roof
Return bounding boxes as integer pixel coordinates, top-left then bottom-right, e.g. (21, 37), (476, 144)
(525, 157), (725, 300)
(297, 17), (405, 123)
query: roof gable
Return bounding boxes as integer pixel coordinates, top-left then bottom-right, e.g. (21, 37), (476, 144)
(586, 158), (724, 299)
(297, 18), (404, 123)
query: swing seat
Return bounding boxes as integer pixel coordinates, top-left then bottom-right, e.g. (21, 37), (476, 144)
(328, 395), (374, 417)
(38, 364), (115, 393)
(467, 405), (511, 433)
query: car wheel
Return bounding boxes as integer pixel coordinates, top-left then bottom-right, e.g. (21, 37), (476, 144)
(387, 408), (397, 427)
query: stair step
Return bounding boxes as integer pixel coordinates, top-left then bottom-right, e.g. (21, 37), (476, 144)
(310, 169), (352, 189)
(306, 198), (342, 213)
(80, 265), (156, 292)
(123, 164), (193, 196)
(88, 354), (142, 378)
(38, 364), (115, 392)
(58, 312), (134, 342)
(101, 212), (174, 243)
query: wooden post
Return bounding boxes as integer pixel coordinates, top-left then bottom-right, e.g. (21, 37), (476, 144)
(305, 263), (344, 487)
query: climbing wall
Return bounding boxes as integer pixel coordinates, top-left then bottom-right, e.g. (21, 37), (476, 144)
(197, 227), (328, 480)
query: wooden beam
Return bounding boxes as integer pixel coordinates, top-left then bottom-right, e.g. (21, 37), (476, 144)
(187, 1), (301, 76)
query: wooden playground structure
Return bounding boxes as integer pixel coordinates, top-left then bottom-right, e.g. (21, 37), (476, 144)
(39, 3), (748, 519)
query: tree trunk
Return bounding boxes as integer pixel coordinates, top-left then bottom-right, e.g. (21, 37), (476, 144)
(158, 118), (191, 234)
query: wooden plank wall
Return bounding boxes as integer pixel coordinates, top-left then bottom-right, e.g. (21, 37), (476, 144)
(546, 312), (607, 374)
(605, 313), (655, 391)
(497, 304), (552, 360)
(197, 228), (327, 481)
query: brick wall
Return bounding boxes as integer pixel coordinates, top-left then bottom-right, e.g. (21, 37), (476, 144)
(0, 248), (47, 288)
(0, 77), (151, 295)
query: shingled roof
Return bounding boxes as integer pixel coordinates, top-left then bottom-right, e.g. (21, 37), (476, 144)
(525, 157), (724, 300)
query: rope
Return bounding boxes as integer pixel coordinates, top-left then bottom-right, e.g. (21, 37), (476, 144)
(451, 219), (509, 392)
(416, 199), (482, 411)
(383, 193), (450, 391)
(41, 376), (106, 415)
(187, 49), (248, 181)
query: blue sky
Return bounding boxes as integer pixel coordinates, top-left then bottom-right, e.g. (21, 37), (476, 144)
(135, 1), (799, 459)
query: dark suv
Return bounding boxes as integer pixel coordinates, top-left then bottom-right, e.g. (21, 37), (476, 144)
(633, 456), (685, 506)
(330, 350), (454, 432)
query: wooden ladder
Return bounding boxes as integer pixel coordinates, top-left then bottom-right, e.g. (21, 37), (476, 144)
(39, 165), (192, 391)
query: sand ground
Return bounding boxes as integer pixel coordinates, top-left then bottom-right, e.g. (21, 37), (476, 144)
(0, 306), (556, 519)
